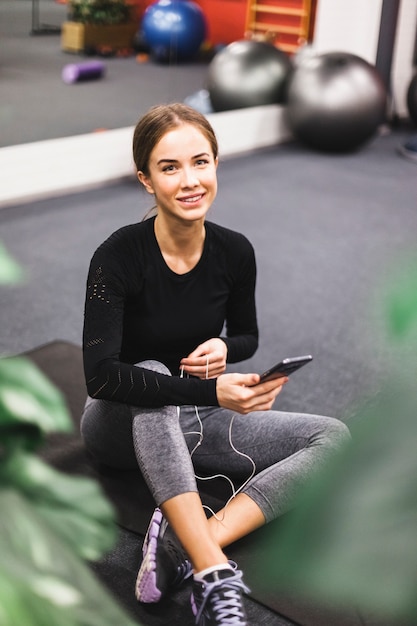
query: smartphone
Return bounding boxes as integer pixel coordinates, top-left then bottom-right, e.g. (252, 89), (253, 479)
(259, 355), (313, 383)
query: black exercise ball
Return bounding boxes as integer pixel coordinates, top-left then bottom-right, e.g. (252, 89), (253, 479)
(406, 73), (417, 126)
(207, 39), (293, 112)
(286, 52), (387, 152)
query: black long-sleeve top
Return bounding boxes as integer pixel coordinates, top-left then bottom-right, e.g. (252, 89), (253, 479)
(83, 217), (259, 408)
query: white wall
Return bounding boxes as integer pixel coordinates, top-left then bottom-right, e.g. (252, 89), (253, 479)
(313, 0), (417, 118)
(0, 105), (292, 209)
(314, 0), (383, 63)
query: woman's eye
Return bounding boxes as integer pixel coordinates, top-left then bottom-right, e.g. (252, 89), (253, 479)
(196, 159), (209, 166)
(162, 164), (176, 172)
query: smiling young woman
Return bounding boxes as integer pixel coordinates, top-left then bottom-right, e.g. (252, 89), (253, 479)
(138, 123), (218, 275)
(80, 103), (350, 626)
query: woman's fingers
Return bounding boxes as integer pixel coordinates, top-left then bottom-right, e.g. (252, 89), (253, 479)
(216, 374), (288, 413)
(181, 339), (228, 379)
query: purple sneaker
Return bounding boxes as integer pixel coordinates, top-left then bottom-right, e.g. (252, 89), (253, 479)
(135, 507), (192, 603)
(191, 563), (250, 625)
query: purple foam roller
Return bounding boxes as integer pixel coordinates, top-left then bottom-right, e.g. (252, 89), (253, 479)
(62, 61), (105, 84)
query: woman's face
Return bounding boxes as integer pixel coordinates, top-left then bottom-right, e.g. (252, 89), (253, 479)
(138, 123), (218, 225)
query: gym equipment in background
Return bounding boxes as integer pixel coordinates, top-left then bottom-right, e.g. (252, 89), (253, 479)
(406, 73), (417, 126)
(184, 88), (214, 115)
(139, 0), (207, 63)
(397, 134), (417, 163)
(62, 61), (106, 84)
(397, 73), (417, 163)
(207, 39), (293, 112)
(286, 52), (387, 152)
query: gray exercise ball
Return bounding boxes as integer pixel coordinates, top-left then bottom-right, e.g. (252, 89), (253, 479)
(207, 39), (293, 112)
(286, 52), (387, 152)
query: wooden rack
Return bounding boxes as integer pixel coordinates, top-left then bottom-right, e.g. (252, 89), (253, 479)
(245, 0), (315, 54)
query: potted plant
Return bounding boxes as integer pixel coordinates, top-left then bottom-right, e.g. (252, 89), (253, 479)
(61, 0), (138, 54)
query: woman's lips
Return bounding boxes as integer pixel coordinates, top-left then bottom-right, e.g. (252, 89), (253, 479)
(177, 193), (204, 204)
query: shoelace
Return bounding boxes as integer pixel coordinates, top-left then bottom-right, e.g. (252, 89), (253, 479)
(195, 571), (250, 625)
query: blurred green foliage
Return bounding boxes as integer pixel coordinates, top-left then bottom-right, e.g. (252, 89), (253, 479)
(0, 243), (140, 626)
(68, 0), (131, 25)
(0, 242), (23, 285)
(258, 257), (417, 623)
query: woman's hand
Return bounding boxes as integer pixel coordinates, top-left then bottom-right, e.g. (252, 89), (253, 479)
(216, 373), (288, 414)
(180, 338), (228, 379)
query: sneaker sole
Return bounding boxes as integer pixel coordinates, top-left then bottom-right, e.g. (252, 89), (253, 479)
(190, 593), (197, 617)
(135, 508), (164, 603)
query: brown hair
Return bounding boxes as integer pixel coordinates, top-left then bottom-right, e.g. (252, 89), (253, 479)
(132, 103), (218, 176)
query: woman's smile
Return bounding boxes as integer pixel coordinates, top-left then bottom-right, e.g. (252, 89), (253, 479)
(177, 192), (205, 205)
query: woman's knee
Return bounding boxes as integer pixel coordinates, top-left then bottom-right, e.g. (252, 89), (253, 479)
(315, 416), (351, 460)
(136, 360), (171, 376)
(81, 361), (172, 468)
(328, 417), (351, 445)
(81, 397), (138, 468)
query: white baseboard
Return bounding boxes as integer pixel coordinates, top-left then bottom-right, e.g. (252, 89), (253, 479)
(0, 105), (292, 209)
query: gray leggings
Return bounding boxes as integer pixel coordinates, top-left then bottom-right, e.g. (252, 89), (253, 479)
(81, 361), (350, 523)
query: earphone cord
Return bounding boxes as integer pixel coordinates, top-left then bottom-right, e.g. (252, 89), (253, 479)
(179, 356), (256, 521)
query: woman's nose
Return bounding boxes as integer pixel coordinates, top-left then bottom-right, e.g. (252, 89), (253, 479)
(181, 167), (199, 187)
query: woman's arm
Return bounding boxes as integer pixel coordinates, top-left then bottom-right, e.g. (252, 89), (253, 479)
(221, 234), (259, 363)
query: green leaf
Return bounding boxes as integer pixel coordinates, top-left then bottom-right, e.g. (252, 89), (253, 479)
(258, 379), (417, 621)
(0, 242), (24, 285)
(0, 357), (72, 451)
(0, 489), (140, 626)
(386, 260), (417, 340)
(0, 450), (116, 561)
(256, 258), (417, 621)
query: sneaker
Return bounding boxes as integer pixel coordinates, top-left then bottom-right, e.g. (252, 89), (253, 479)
(135, 507), (192, 603)
(191, 564), (250, 625)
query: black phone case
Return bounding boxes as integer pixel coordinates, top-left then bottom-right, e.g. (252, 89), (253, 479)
(259, 355), (313, 382)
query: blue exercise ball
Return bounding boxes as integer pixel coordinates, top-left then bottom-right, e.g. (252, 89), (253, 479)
(286, 52), (387, 152)
(207, 39), (293, 112)
(140, 0), (207, 63)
